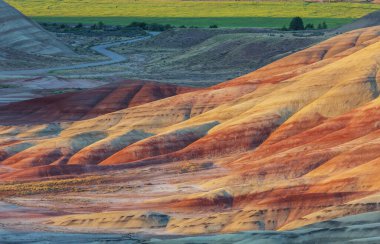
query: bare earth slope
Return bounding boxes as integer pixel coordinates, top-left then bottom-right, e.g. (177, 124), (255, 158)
(2, 26), (380, 235)
(337, 9), (380, 33)
(0, 0), (74, 56)
(152, 211), (380, 243)
(0, 80), (196, 125)
(2, 211), (379, 243)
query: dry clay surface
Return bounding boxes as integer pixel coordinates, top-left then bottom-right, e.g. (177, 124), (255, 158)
(1, 209), (379, 243)
(2, 26), (380, 235)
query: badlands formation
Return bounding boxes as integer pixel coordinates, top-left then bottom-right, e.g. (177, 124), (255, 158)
(0, 0), (78, 71)
(1, 20), (380, 239)
(0, 80), (196, 125)
(0, 0), (73, 56)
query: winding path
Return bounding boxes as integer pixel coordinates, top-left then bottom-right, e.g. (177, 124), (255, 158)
(0, 32), (158, 76)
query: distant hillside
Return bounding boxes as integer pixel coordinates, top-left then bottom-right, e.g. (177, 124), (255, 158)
(0, 80), (196, 125)
(337, 9), (380, 32)
(0, 0), (74, 56)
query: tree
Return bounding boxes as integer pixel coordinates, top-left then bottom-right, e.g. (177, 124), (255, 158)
(322, 21), (328, 29)
(305, 23), (314, 30)
(164, 24), (172, 30)
(289, 17), (304, 31)
(209, 24), (218, 28)
(317, 21), (328, 30)
(97, 21), (105, 29)
(128, 22), (147, 29)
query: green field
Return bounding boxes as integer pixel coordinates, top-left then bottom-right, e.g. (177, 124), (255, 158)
(31, 16), (356, 29)
(6, 0), (380, 28)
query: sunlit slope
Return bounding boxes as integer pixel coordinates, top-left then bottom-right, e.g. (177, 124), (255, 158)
(2, 26), (380, 177)
(1, 26), (380, 234)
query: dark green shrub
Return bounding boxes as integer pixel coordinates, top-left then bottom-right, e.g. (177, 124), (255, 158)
(75, 23), (83, 28)
(127, 22), (172, 31)
(289, 17), (304, 31)
(317, 22), (328, 29)
(98, 21), (105, 29)
(280, 25), (288, 31)
(305, 23), (314, 30)
(128, 21), (147, 29)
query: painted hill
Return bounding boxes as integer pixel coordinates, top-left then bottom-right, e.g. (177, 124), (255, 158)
(0, 80), (196, 125)
(0, 0), (74, 56)
(151, 211), (380, 243)
(1, 26), (380, 235)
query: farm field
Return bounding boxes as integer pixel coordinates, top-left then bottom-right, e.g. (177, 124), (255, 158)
(5, 0), (380, 28)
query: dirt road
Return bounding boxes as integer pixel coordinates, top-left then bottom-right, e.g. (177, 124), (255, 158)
(0, 33), (158, 76)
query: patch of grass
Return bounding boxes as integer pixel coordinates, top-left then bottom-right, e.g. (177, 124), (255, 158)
(0, 176), (106, 197)
(179, 162), (214, 174)
(0, 84), (17, 89)
(6, 0), (380, 28)
(51, 90), (66, 95)
(40, 21), (147, 36)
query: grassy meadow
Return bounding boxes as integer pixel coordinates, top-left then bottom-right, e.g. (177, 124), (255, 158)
(6, 0), (380, 28)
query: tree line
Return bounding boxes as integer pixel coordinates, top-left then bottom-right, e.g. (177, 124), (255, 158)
(282, 17), (328, 31)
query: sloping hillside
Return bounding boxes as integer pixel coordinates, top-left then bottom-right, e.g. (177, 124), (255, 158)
(154, 33), (320, 72)
(112, 28), (326, 85)
(151, 211), (380, 243)
(0, 80), (196, 125)
(1, 26), (380, 235)
(337, 9), (380, 32)
(0, 0), (74, 56)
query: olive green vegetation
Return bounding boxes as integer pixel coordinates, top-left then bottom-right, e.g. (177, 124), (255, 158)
(32, 16), (354, 29)
(0, 84), (17, 89)
(0, 176), (106, 197)
(6, 0), (380, 28)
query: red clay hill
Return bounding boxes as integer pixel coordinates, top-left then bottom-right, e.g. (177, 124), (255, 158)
(1, 26), (380, 235)
(0, 80), (196, 125)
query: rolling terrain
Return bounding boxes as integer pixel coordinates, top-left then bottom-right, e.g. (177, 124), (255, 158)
(115, 28), (325, 83)
(0, 0), (77, 70)
(0, 80), (196, 125)
(1, 211), (379, 243)
(0, 0), (73, 56)
(1, 24), (380, 239)
(153, 211), (380, 243)
(51, 28), (328, 86)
